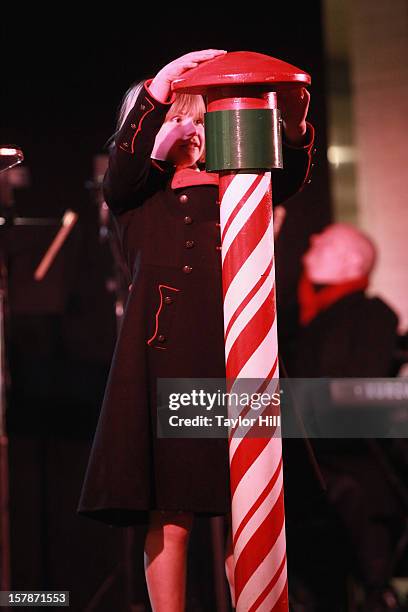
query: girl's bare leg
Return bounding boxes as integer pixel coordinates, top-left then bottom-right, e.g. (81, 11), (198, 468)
(144, 510), (194, 612)
(225, 513), (235, 607)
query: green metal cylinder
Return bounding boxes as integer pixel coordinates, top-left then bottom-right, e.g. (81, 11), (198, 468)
(204, 108), (282, 172)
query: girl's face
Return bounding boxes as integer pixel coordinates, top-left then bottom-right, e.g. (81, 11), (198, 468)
(152, 110), (205, 169)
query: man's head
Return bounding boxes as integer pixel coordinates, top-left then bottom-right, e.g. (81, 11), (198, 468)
(302, 223), (377, 284)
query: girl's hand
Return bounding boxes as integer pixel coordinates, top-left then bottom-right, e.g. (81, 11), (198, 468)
(278, 87), (310, 146)
(149, 49), (227, 103)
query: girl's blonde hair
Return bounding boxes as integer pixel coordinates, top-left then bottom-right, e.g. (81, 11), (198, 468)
(165, 93), (206, 124)
(116, 81), (145, 132)
(109, 82), (207, 160)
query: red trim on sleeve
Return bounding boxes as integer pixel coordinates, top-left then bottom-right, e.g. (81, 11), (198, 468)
(151, 159), (166, 172)
(284, 122), (315, 151)
(300, 123), (315, 187)
(120, 97), (155, 154)
(282, 122), (315, 190)
(144, 79), (176, 105)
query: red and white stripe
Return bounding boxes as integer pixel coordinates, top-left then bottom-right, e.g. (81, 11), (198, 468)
(219, 171), (288, 612)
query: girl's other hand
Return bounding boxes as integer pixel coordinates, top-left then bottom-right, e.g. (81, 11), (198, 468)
(278, 87), (310, 146)
(149, 49), (227, 103)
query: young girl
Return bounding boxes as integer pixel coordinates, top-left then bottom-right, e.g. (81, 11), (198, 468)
(79, 49), (314, 611)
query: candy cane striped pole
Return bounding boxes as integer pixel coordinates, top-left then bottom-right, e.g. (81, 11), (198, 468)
(207, 91), (288, 612)
(221, 174), (287, 612)
(173, 51), (311, 612)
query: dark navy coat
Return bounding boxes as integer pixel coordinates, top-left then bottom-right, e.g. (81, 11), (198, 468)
(78, 82), (315, 526)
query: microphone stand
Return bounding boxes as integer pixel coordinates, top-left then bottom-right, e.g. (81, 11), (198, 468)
(0, 148), (24, 597)
(85, 155), (129, 331)
(0, 234), (11, 596)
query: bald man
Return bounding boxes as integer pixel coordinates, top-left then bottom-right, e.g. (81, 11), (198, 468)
(304, 223), (376, 284)
(286, 223), (406, 611)
(291, 223), (396, 377)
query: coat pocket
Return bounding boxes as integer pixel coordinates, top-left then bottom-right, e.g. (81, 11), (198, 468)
(147, 284), (181, 350)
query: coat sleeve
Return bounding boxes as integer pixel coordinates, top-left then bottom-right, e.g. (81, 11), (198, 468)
(273, 123), (316, 204)
(103, 81), (172, 215)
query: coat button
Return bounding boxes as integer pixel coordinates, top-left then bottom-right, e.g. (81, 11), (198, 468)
(164, 296), (173, 304)
(179, 194), (188, 204)
(216, 246), (222, 251)
(184, 216), (193, 224)
(182, 265), (193, 274)
(157, 334), (166, 342)
(215, 222), (220, 227)
(185, 240), (195, 248)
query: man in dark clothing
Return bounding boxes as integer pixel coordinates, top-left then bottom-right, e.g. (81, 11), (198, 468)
(286, 223), (407, 612)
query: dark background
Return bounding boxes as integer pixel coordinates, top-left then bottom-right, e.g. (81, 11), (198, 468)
(1, 7), (333, 610)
